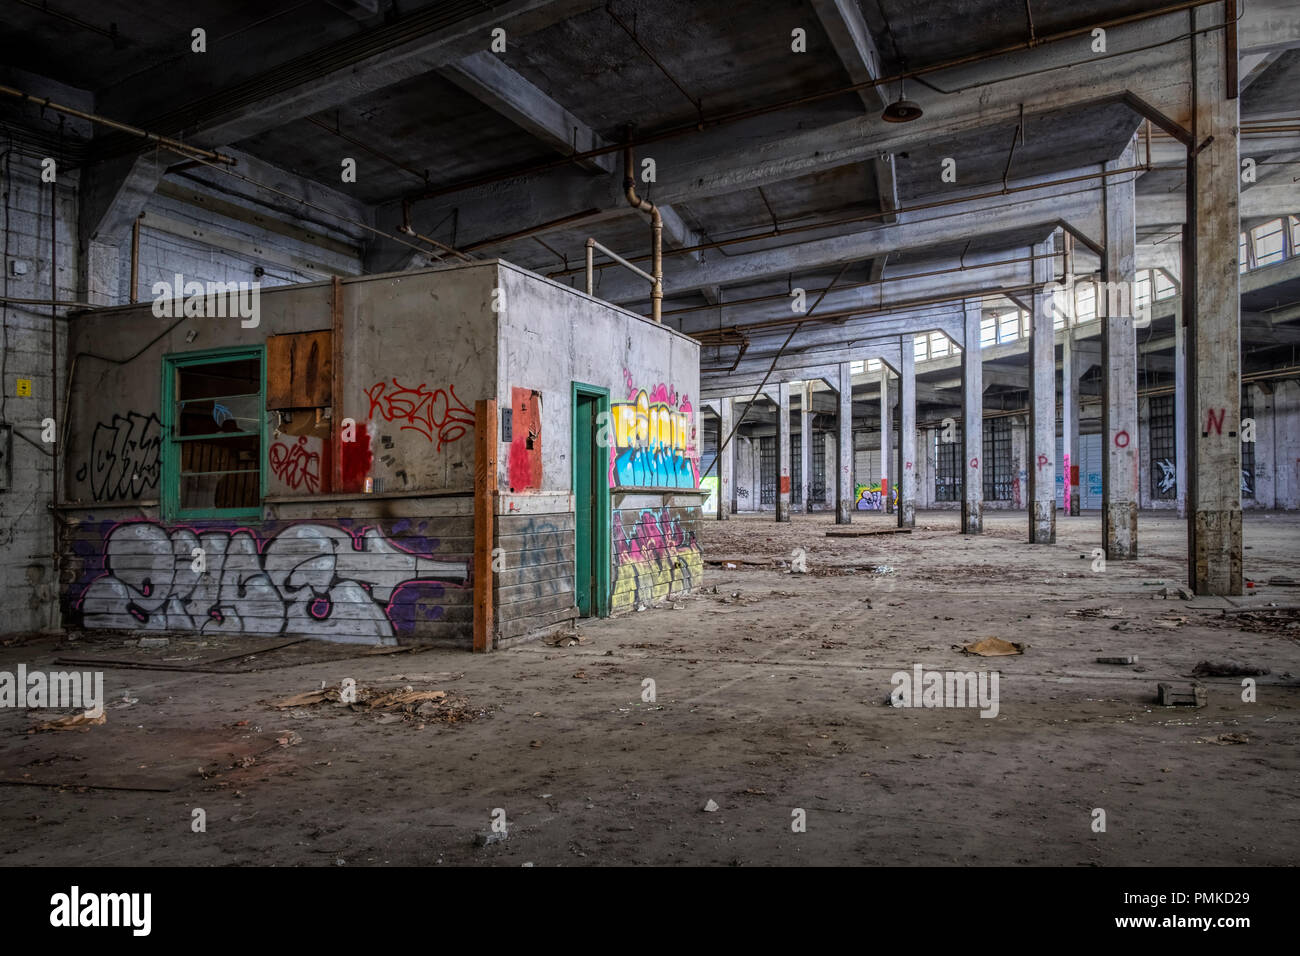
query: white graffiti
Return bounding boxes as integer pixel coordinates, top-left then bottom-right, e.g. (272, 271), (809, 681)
(1156, 458), (1176, 495)
(79, 523), (467, 644)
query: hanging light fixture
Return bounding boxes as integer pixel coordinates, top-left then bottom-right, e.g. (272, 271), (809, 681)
(882, 76), (923, 123)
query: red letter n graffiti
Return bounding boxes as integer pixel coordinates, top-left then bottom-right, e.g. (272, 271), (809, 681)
(1205, 407), (1226, 437)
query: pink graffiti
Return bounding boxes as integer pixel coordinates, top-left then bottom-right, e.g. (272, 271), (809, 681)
(365, 379), (475, 450)
(1064, 452), (1072, 513)
(270, 436), (321, 492)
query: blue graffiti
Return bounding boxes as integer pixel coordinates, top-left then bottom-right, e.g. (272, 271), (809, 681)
(615, 446), (697, 489)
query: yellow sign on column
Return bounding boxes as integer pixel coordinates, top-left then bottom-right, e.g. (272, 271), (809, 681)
(15, 379), (31, 397)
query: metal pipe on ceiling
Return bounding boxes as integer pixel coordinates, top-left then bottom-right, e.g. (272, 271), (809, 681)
(0, 85), (236, 165)
(623, 147), (663, 323)
(552, 162), (1146, 283)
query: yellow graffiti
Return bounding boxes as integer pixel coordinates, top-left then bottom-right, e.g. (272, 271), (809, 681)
(612, 390), (690, 454)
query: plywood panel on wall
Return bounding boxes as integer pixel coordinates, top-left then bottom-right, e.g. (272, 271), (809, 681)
(267, 330), (332, 409)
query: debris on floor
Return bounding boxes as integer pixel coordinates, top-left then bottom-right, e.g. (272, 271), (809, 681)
(1157, 682), (1207, 707)
(543, 630), (587, 648)
(1191, 659), (1270, 677)
(1067, 606), (1126, 619)
(1152, 586), (1194, 600)
(703, 799), (719, 812)
(29, 712), (106, 733)
(960, 637), (1025, 656)
(268, 683), (479, 726)
(1097, 655), (1138, 665)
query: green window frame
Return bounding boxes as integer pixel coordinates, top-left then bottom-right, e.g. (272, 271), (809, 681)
(161, 345), (266, 521)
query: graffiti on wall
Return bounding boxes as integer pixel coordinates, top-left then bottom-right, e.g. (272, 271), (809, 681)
(75, 412), (162, 502)
(611, 508), (702, 610)
(609, 369), (699, 489)
(270, 435), (324, 493)
(75, 521), (468, 644)
(365, 379), (474, 451)
(1156, 458), (1176, 495)
(854, 481), (898, 511)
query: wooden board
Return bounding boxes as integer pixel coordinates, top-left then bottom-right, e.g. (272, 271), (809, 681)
(267, 329), (332, 409)
(824, 527), (913, 537)
(473, 399), (497, 653)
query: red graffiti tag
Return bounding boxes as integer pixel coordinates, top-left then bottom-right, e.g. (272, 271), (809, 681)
(365, 379), (475, 451)
(970, 457), (979, 469)
(269, 436), (322, 492)
(1037, 453), (1049, 469)
(1114, 430), (1130, 448)
(905, 461), (913, 470)
(1205, 407), (1226, 435)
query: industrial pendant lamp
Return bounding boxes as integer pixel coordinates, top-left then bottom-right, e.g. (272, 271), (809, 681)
(882, 77), (923, 123)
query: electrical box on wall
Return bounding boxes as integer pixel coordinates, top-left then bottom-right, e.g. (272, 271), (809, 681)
(0, 424), (11, 492)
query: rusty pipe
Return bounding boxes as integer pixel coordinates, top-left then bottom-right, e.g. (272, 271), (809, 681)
(623, 147), (662, 323)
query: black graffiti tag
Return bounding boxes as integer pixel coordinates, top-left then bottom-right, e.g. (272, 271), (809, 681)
(75, 412), (162, 502)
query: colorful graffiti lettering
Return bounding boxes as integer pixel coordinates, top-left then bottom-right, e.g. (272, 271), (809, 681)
(365, 379), (474, 450)
(76, 521), (468, 644)
(612, 508), (702, 610)
(854, 481), (897, 511)
(269, 436), (323, 493)
(610, 369), (699, 489)
(74, 412), (161, 502)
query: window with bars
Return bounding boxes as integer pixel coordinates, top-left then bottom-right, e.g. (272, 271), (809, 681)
(812, 432), (827, 503)
(1252, 219), (1285, 266)
(759, 436), (776, 505)
(792, 433), (802, 505)
(1149, 394), (1177, 499)
(983, 417), (1013, 501)
(1242, 391), (1255, 500)
(935, 425), (962, 502)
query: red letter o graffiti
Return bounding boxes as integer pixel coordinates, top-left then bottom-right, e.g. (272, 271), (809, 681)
(1114, 430), (1130, 448)
(970, 457), (979, 468)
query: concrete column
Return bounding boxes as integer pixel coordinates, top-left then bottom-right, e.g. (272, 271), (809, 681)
(961, 299), (983, 534)
(1102, 140), (1140, 559)
(836, 362), (853, 523)
(1028, 238), (1057, 543)
(899, 336), (916, 528)
(1187, 5), (1242, 594)
(800, 384), (813, 513)
(879, 366), (892, 513)
(718, 397), (733, 520)
(1174, 312), (1188, 518)
(777, 382), (791, 522)
(1063, 332), (1081, 516)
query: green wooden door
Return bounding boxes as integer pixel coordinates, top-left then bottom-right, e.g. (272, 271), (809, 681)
(574, 392), (595, 615)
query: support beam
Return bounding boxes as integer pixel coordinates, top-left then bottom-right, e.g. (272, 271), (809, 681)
(879, 365), (892, 513)
(1187, 5), (1243, 595)
(1062, 329), (1081, 516)
(719, 397), (734, 520)
(961, 298), (983, 534)
(1174, 313), (1188, 519)
(899, 336), (916, 528)
(800, 384), (813, 514)
(777, 382), (792, 522)
(837, 362), (853, 524)
(1028, 237), (1057, 543)
(1102, 141), (1139, 559)
(79, 153), (168, 306)
(439, 52), (614, 173)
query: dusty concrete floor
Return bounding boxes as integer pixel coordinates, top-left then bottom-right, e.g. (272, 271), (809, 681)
(2, 510), (1298, 866)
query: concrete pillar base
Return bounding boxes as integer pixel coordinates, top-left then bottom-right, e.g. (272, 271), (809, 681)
(1104, 502), (1138, 559)
(1069, 498), (1080, 517)
(776, 503), (790, 523)
(836, 502), (852, 524)
(900, 502), (915, 528)
(1192, 509), (1242, 595)
(1029, 502), (1056, 544)
(961, 501), (982, 535)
